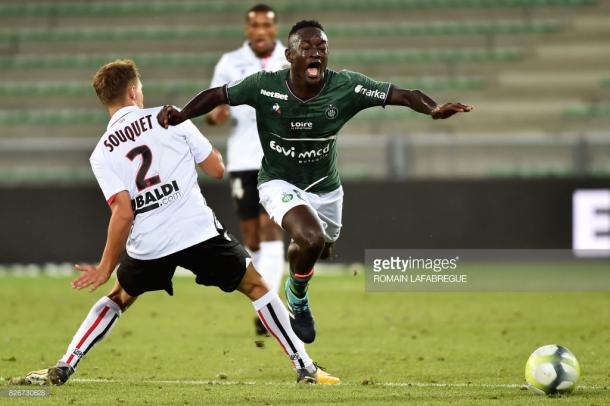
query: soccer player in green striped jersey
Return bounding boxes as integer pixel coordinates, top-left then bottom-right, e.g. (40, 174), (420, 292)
(158, 20), (472, 343)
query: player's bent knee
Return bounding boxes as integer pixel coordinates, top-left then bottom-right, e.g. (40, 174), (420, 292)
(247, 284), (269, 301)
(297, 229), (325, 255)
(287, 241), (299, 255)
(238, 276), (269, 301)
(237, 264), (270, 300)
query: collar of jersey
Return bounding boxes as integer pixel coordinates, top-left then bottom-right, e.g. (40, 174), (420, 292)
(284, 69), (332, 104)
(107, 105), (139, 130)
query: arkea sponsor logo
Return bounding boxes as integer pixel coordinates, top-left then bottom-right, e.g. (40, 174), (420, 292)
(131, 180), (181, 215)
(260, 89), (288, 100)
(290, 121), (313, 130)
(354, 84), (386, 101)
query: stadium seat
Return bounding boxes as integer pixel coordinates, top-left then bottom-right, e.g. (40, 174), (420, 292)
(0, 21), (562, 43)
(0, 0), (607, 138)
(0, 77), (485, 98)
(563, 104), (610, 118)
(0, 49), (521, 71)
(0, 0), (596, 17)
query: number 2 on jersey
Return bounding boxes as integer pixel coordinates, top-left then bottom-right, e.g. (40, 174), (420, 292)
(126, 145), (161, 191)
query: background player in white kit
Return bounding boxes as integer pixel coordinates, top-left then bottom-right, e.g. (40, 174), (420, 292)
(206, 4), (287, 336)
(14, 59), (339, 386)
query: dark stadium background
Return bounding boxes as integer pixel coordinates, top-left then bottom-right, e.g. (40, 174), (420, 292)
(1, 0), (609, 264)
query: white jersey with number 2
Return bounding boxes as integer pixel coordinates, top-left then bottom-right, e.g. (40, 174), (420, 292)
(90, 105), (221, 260)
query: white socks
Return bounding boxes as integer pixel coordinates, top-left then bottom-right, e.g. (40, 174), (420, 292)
(252, 241), (285, 293)
(57, 290), (313, 374)
(252, 291), (314, 372)
(59, 296), (121, 370)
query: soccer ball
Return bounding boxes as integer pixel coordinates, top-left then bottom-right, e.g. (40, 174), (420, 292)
(525, 344), (580, 395)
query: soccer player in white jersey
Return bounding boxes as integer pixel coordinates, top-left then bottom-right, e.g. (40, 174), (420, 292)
(206, 4), (288, 336)
(14, 59), (339, 386)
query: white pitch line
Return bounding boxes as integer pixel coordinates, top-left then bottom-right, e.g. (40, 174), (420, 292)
(71, 378), (604, 390)
(74, 378), (255, 385)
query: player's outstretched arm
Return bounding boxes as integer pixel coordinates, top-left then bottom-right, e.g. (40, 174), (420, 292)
(72, 191), (133, 292)
(387, 86), (473, 119)
(157, 86), (227, 128)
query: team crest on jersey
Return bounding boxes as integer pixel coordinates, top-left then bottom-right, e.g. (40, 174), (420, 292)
(325, 104), (338, 119)
(282, 192), (293, 203)
(272, 103), (282, 116)
(292, 189), (304, 200)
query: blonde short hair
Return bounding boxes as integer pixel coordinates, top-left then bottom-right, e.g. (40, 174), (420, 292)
(92, 59), (140, 106)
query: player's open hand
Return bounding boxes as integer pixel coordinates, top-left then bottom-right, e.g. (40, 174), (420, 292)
(430, 103), (473, 120)
(72, 264), (112, 292)
(157, 105), (186, 129)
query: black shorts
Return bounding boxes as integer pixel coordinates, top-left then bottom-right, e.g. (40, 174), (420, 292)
(117, 233), (249, 297)
(229, 170), (264, 220)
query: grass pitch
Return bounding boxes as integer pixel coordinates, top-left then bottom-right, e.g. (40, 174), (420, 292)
(1, 269), (609, 405)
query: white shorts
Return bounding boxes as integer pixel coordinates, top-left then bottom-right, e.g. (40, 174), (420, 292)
(258, 180), (344, 243)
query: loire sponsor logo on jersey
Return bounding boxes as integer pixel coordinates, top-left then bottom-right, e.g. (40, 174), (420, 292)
(290, 121), (313, 130)
(354, 84), (386, 101)
(260, 89), (288, 100)
(269, 140), (332, 164)
(131, 180), (181, 215)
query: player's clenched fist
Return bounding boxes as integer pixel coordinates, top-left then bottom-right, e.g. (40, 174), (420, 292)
(157, 105), (186, 128)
